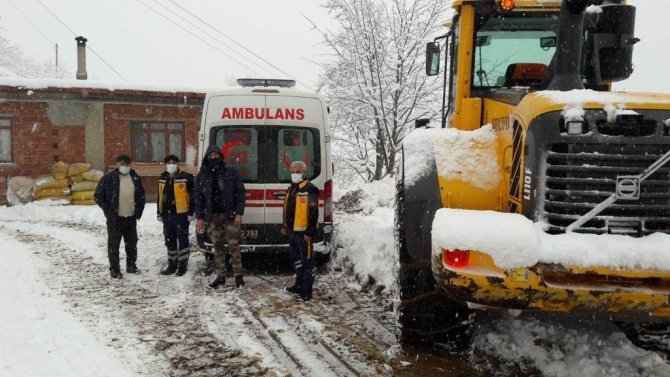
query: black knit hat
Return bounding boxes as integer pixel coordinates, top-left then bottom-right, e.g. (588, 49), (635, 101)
(164, 154), (180, 163)
(116, 154), (132, 164)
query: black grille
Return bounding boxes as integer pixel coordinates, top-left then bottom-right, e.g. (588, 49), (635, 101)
(543, 143), (670, 236)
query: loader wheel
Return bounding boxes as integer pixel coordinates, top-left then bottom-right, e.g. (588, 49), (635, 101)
(397, 262), (474, 346)
(395, 167), (473, 346)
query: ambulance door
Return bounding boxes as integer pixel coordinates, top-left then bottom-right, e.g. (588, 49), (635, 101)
(209, 95), (266, 246)
(264, 95), (325, 244)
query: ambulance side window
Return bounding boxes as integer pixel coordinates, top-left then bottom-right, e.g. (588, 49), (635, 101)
(214, 127), (260, 182)
(276, 128), (320, 182)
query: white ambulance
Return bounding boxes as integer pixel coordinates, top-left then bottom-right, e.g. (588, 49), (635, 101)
(197, 79), (333, 257)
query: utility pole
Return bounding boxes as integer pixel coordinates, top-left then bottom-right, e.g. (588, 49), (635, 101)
(55, 43), (59, 71)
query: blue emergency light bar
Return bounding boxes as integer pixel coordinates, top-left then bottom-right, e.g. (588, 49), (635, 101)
(237, 78), (296, 88)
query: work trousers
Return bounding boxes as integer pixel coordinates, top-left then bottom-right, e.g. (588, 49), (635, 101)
(163, 213), (190, 262)
(207, 213), (243, 276)
(288, 233), (315, 298)
(106, 215), (138, 272)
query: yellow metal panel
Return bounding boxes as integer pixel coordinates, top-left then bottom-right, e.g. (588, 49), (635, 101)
(452, 4), (475, 131)
(454, 97), (482, 131)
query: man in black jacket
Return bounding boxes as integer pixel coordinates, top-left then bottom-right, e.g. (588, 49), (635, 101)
(157, 154), (194, 276)
(194, 145), (246, 288)
(94, 155), (146, 279)
(282, 160), (319, 301)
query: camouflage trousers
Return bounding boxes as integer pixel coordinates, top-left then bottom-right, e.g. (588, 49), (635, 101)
(207, 213), (243, 276)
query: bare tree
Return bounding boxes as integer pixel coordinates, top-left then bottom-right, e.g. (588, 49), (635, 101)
(312, 0), (449, 183)
(0, 31), (68, 79)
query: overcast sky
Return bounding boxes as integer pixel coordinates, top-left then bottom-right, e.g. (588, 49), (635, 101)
(0, 0), (667, 93)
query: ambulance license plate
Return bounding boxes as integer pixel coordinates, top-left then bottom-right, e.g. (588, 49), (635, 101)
(241, 229), (259, 239)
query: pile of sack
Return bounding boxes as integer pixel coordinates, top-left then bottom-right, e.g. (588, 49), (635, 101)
(8, 161), (104, 206)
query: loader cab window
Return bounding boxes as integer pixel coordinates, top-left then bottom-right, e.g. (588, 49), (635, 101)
(472, 14), (558, 89)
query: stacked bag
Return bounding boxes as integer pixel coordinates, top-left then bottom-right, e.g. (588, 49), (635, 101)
(34, 162), (72, 203)
(69, 163), (103, 205)
(10, 161), (105, 206)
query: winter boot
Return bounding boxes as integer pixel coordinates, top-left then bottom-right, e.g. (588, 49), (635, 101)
(209, 274), (226, 289)
(161, 260), (178, 275)
(235, 274), (245, 288)
(176, 260), (188, 277)
(285, 284), (301, 294)
(126, 264), (142, 274)
(110, 270), (123, 279)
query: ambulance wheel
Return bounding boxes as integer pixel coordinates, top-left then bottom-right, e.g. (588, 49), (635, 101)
(315, 250), (331, 264)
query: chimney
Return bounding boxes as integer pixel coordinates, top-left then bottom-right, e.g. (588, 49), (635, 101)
(75, 36), (88, 80)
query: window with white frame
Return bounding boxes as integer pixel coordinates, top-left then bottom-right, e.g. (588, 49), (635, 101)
(0, 118), (11, 162)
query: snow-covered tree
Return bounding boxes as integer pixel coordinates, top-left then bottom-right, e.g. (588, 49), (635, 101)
(0, 30), (68, 79)
(314, 0), (449, 183)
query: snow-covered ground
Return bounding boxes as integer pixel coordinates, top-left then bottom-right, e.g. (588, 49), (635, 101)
(1, 190), (669, 376)
(0, 236), (135, 377)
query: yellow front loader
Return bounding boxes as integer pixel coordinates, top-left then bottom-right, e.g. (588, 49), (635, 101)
(396, 0), (670, 342)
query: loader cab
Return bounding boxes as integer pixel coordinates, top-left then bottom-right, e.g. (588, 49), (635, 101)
(427, 0), (637, 130)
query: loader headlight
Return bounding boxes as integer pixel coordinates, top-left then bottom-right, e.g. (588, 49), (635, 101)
(562, 120), (587, 135)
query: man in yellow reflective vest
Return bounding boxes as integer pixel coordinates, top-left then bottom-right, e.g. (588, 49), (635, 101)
(157, 154), (194, 276)
(282, 160), (319, 301)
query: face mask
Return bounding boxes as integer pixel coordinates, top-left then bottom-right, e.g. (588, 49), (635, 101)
(291, 173), (304, 184)
(166, 164), (178, 174)
(119, 166), (131, 175)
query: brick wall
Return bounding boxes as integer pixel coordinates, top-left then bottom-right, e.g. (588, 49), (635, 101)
(1, 99), (204, 205)
(103, 103), (202, 201)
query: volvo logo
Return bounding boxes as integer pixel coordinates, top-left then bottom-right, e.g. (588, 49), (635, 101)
(616, 176), (640, 200)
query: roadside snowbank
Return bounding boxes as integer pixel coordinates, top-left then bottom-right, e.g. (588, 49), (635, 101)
(332, 178), (397, 293)
(433, 208), (670, 270)
(0, 236), (135, 377)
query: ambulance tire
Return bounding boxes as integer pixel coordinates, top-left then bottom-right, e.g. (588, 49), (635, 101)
(315, 250), (331, 264)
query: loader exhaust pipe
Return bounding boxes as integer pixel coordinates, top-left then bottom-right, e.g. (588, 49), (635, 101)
(546, 0), (591, 91)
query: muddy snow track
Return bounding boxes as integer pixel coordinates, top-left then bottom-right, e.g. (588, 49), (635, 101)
(0, 221), (396, 376)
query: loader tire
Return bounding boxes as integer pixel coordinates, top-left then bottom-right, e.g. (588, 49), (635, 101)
(397, 262), (474, 346)
(395, 148), (473, 345)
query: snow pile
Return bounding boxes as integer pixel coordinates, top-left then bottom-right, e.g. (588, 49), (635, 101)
(562, 102), (585, 121)
(332, 178), (396, 292)
(402, 125), (501, 191)
(432, 209), (670, 271)
(0, 236), (135, 377)
(472, 316), (670, 377)
(585, 5), (603, 14)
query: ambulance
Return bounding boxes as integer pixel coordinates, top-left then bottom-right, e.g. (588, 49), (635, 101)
(197, 79), (333, 257)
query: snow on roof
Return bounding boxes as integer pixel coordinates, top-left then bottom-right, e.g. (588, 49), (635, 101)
(433, 208), (670, 271)
(402, 125), (500, 191)
(0, 76), (227, 94)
